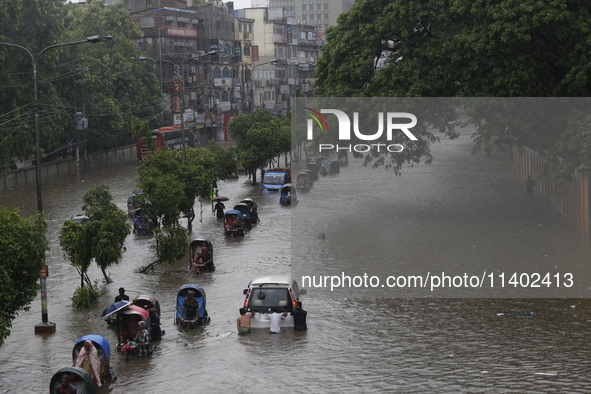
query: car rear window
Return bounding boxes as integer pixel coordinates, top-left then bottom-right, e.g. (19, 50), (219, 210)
(247, 287), (292, 313)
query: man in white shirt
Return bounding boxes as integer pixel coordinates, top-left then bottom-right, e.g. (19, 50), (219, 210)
(268, 307), (287, 333)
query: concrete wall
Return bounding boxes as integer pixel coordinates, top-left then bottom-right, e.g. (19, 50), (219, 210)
(0, 145), (137, 194)
(512, 145), (591, 238)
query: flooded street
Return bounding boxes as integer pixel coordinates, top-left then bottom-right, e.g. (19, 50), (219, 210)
(1, 131), (591, 392)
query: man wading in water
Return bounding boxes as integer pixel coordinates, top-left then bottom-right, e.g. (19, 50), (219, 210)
(237, 308), (255, 335)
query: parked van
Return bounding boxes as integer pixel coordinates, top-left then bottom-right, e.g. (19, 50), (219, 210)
(242, 274), (306, 329)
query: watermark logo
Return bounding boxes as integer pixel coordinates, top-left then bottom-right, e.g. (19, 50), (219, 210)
(305, 108), (418, 153)
(304, 107), (329, 132)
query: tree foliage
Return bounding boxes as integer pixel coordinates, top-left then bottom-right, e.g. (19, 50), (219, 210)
(228, 110), (291, 182)
(136, 145), (237, 271)
(315, 0), (591, 175)
(60, 185), (130, 289)
(0, 207), (48, 347)
(0, 0), (162, 171)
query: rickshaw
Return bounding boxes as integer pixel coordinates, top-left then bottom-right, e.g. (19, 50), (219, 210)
(189, 238), (215, 273)
(280, 183), (298, 205)
(174, 284), (210, 329)
(132, 210), (154, 236)
(234, 202), (253, 229)
(49, 367), (95, 394)
(127, 190), (143, 218)
(132, 295), (161, 316)
(306, 163), (319, 181)
(224, 209), (245, 237)
(115, 305), (150, 354)
(240, 198), (259, 224)
(329, 160), (341, 174)
(296, 171), (312, 192)
(72, 335), (114, 387)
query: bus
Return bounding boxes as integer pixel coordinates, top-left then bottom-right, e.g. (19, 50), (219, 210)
(136, 126), (193, 160)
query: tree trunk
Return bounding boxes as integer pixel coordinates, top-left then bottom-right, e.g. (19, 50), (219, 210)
(101, 267), (112, 283)
(252, 168), (257, 184)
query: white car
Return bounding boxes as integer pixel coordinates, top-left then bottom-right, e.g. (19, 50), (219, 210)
(243, 274), (306, 329)
(69, 214), (88, 224)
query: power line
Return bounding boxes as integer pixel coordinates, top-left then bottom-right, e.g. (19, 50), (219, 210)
(0, 112), (32, 147)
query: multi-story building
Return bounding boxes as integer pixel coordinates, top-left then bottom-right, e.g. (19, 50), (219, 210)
(268, 0), (355, 31)
(125, 0), (238, 142)
(238, 6), (322, 112)
(234, 16), (255, 112)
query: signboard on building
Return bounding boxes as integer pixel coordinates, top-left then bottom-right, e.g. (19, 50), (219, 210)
(287, 25), (292, 43)
(316, 26), (323, 41)
(218, 101), (231, 112)
(222, 113), (235, 141)
(235, 41), (242, 61)
(173, 112), (182, 125)
(167, 27), (197, 37)
(299, 63), (310, 71)
(173, 95), (182, 112)
(183, 108), (194, 124)
(210, 38), (220, 62)
(251, 45), (259, 62)
(280, 84), (290, 94)
(307, 31), (316, 41)
(172, 64), (183, 92)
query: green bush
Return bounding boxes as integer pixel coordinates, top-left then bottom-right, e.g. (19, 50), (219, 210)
(71, 282), (103, 309)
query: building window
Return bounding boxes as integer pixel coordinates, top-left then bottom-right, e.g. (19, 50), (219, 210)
(222, 67), (231, 78)
(244, 45), (251, 56)
(140, 16), (154, 28)
(146, 0), (153, 8)
(239, 23), (243, 32)
(213, 67), (222, 78)
(224, 43), (233, 55)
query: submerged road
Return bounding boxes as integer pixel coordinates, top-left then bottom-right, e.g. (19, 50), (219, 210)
(1, 131), (591, 392)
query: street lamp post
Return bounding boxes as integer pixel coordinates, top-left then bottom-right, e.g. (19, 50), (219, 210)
(0, 35), (113, 334)
(249, 59), (280, 113)
(133, 51), (217, 162)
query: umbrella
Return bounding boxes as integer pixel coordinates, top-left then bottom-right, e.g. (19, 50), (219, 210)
(212, 196), (229, 202)
(101, 300), (131, 318)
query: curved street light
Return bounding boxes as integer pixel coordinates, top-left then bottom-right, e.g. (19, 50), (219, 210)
(132, 51), (217, 161)
(249, 59), (280, 113)
(0, 35), (113, 334)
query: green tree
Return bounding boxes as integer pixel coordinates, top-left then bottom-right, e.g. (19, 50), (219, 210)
(60, 185), (130, 292)
(136, 145), (237, 271)
(0, 207), (48, 347)
(314, 0), (591, 175)
(229, 110), (291, 183)
(0, 0), (162, 170)
(0, 0), (69, 170)
(62, 0), (162, 152)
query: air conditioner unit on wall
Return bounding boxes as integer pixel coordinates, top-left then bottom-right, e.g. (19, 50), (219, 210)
(197, 50), (205, 56)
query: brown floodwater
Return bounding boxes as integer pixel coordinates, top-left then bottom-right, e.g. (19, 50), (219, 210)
(1, 131), (591, 392)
